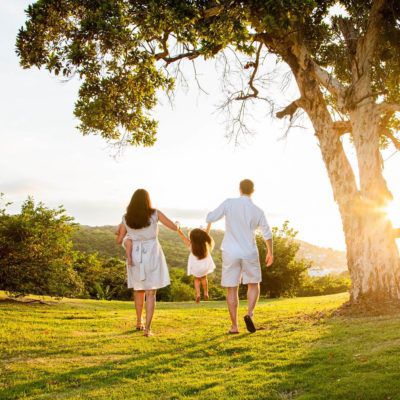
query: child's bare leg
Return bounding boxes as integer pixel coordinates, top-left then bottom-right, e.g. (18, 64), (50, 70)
(201, 276), (209, 300)
(194, 278), (201, 303)
(125, 238), (133, 266)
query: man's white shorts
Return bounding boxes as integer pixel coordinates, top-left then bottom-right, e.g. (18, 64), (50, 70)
(221, 252), (261, 287)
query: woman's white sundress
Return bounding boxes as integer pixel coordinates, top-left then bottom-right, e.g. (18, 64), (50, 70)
(187, 252), (216, 278)
(123, 211), (170, 291)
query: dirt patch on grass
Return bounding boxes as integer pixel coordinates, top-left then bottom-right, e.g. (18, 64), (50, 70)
(334, 299), (400, 317)
(0, 297), (59, 306)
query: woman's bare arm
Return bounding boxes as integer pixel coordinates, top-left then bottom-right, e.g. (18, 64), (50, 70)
(157, 210), (178, 231)
(116, 223), (127, 245)
(177, 227), (191, 248)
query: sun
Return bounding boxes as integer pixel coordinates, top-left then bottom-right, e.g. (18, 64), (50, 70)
(384, 201), (400, 227)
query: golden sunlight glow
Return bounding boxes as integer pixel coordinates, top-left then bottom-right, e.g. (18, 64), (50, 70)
(384, 201), (400, 227)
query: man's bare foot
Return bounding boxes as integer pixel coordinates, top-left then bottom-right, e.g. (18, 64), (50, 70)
(195, 296), (200, 304)
(204, 293), (209, 300)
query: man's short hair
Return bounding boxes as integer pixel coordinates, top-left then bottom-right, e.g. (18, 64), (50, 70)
(240, 179), (254, 195)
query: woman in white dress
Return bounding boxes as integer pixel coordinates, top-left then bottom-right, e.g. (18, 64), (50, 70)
(116, 189), (178, 336)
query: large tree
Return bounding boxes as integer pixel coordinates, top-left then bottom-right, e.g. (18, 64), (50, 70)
(17, 0), (400, 304)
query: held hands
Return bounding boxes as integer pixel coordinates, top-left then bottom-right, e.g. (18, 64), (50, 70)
(265, 252), (274, 267)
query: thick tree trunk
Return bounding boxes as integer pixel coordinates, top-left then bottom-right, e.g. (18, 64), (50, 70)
(346, 103), (400, 301)
(342, 204), (400, 301)
(278, 42), (400, 304)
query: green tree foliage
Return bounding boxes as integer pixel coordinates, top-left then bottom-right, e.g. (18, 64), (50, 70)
(15, 1), (400, 147)
(257, 221), (311, 298)
(73, 251), (131, 300)
(0, 197), (83, 297)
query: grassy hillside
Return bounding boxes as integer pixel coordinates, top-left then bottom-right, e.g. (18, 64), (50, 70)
(72, 225), (224, 269)
(1, 292), (400, 399)
(72, 225), (345, 273)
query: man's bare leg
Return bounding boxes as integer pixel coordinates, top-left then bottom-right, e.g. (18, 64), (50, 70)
(226, 286), (239, 333)
(134, 290), (145, 329)
(247, 283), (260, 317)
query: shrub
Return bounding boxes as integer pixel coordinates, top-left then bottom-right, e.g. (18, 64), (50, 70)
(258, 221), (310, 298)
(0, 196), (83, 298)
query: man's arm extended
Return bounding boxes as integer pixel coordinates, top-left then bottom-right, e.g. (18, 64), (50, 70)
(265, 238), (273, 267)
(206, 200), (227, 223)
(259, 212), (273, 267)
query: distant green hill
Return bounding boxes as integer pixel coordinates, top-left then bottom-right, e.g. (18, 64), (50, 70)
(72, 225), (346, 273)
(72, 225), (224, 269)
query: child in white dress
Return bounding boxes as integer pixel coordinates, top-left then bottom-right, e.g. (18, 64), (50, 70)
(177, 224), (216, 303)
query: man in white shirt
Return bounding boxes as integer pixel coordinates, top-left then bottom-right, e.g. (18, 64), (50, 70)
(206, 179), (273, 333)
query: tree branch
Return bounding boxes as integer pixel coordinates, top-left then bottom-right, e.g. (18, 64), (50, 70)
(312, 62), (347, 105)
(163, 50), (201, 65)
(384, 130), (400, 150)
(356, 0), (387, 70)
(289, 42), (346, 108)
(154, 32), (170, 60)
(235, 43), (262, 100)
(276, 98), (305, 119)
(377, 102), (400, 115)
(346, 0), (387, 104)
(336, 17), (358, 58)
(333, 120), (352, 135)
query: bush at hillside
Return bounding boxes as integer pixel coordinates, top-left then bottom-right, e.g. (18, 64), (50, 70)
(0, 196), (83, 298)
(297, 274), (351, 297)
(257, 222), (311, 298)
(73, 251), (131, 300)
(0, 195), (350, 301)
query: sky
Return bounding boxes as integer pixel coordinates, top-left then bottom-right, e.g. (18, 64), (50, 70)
(1, 1), (400, 251)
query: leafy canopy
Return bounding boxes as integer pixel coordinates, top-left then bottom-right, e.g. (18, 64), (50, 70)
(17, 1), (400, 146)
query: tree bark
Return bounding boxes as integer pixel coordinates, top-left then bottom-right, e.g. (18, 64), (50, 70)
(275, 40), (400, 303)
(347, 103), (400, 302)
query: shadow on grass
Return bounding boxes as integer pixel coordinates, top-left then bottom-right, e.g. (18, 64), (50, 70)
(4, 297), (400, 400)
(266, 311), (400, 400)
(0, 332), (229, 399)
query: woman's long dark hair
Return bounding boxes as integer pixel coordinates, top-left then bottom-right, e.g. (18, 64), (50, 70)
(190, 229), (214, 260)
(125, 189), (155, 229)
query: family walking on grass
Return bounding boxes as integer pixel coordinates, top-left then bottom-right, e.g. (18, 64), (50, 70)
(116, 179), (274, 337)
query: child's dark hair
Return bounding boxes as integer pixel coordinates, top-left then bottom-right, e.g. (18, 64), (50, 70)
(189, 228), (214, 260)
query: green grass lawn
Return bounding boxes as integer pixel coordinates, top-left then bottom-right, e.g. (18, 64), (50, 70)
(1, 292), (400, 400)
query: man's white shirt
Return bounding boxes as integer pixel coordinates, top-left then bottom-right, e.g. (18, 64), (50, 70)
(206, 196), (272, 259)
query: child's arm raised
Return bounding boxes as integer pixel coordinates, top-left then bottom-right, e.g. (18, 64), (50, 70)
(205, 223), (212, 234)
